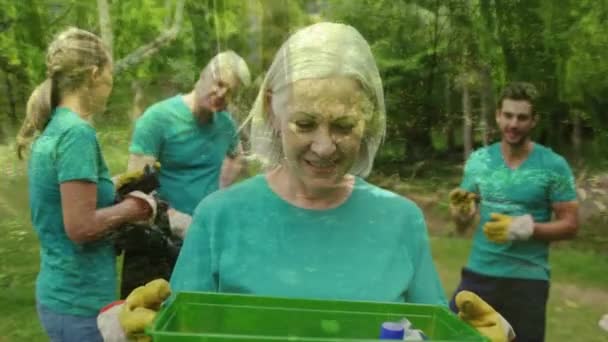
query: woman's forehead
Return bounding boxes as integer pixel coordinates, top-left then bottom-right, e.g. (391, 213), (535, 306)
(291, 77), (360, 93)
(277, 77), (368, 108)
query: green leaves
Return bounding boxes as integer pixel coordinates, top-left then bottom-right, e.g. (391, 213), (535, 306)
(0, 0), (607, 163)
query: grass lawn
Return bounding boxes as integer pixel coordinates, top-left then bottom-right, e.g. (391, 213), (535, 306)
(0, 128), (607, 341)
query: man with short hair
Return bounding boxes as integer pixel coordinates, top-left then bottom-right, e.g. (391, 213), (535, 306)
(448, 82), (579, 342)
(120, 50), (251, 297)
(128, 50), (251, 213)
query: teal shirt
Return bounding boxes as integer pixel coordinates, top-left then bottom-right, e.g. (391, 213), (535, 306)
(171, 175), (446, 305)
(461, 143), (576, 280)
(28, 107), (116, 316)
(129, 95), (239, 215)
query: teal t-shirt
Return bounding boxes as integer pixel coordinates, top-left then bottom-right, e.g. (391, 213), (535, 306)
(129, 95), (239, 215)
(28, 107), (117, 316)
(171, 175), (446, 305)
(461, 143), (576, 280)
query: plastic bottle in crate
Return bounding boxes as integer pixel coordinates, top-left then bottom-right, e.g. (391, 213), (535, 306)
(379, 319), (427, 340)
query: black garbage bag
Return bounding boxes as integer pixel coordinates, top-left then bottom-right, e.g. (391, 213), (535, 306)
(110, 164), (183, 298)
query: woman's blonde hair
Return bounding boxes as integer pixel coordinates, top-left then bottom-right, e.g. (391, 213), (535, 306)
(16, 27), (110, 159)
(243, 22), (386, 177)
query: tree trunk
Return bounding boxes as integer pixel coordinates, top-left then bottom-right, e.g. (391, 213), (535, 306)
(479, 0), (495, 32)
(97, 0), (113, 57)
(187, 0), (211, 69)
(493, 0), (518, 77)
(261, 0), (292, 70)
(247, 0), (262, 74)
(403, 125), (434, 162)
(0, 119), (4, 144)
(572, 109), (582, 162)
(5, 72), (17, 125)
(445, 75), (455, 151)
(479, 66), (494, 145)
(164, 0), (173, 28)
(425, 0), (440, 104)
(130, 81), (145, 121)
(479, 91), (488, 146)
(463, 82), (473, 160)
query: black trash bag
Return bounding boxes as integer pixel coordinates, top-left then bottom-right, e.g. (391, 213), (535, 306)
(109, 164), (183, 298)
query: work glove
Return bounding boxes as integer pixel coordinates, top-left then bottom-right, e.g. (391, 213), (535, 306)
(125, 191), (158, 225)
(112, 163), (161, 192)
(167, 208), (192, 239)
(449, 188), (478, 220)
(599, 313), (608, 332)
(97, 279), (171, 342)
(112, 163), (162, 225)
(483, 213), (534, 243)
(455, 291), (515, 342)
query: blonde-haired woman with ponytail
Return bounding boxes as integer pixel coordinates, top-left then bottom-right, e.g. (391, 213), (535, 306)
(17, 27), (155, 342)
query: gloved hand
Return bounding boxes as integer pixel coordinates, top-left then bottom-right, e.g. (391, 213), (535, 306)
(112, 163), (161, 192)
(455, 291), (515, 342)
(167, 208), (192, 239)
(97, 279), (171, 342)
(98, 300), (127, 341)
(599, 313), (608, 332)
(125, 190), (158, 224)
(449, 188), (478, 220)
(112, 163), (161, 226)
(483, 213), (534, 243)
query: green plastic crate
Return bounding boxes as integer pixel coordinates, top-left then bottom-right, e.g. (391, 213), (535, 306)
(147, 292), (490, 342)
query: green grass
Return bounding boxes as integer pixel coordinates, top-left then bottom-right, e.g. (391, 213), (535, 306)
(431, 237), (608, 290)
(0, 144), (43, 341)
(1, 128), (607, 341)
(0, 226), (43, 342)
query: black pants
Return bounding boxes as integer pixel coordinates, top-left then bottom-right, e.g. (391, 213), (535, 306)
(449, 268), (549, 342)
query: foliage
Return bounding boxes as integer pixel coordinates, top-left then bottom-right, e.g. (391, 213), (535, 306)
(1, 0), (606, 164)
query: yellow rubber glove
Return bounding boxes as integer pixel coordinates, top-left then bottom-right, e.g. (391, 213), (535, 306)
(455, 291), (515, 342)
(112, 162), (161, 190)
(449, 188), (478, 218)
(483, 213), (534, 243)
(118, 278), (171, 342)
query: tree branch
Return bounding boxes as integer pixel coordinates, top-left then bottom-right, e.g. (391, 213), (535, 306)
(163, 0), (173, 29)
(48, 3), (75, 28)
(113, 0), (185, 74)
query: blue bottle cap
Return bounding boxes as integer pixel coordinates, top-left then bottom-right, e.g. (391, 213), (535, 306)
(379, 321), (405, 340)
